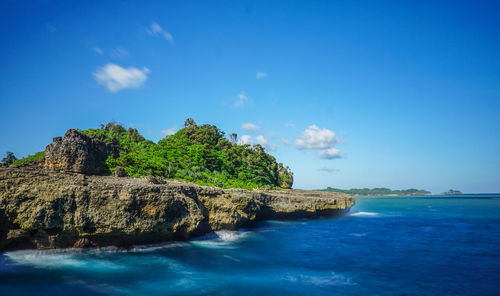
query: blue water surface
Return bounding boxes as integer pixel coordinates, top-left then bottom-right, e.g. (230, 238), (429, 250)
(1, 196), (499, 295)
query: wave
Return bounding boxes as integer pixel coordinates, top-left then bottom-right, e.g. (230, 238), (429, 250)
(349, 232), (367, 237)
(350, 211), (379, 217)
(128, 241), (188, 253)
(5, 249), (125, 271)
(190, 230), (251, 249)
(215, 230), (249, 241)
(284, 271), (357, 287)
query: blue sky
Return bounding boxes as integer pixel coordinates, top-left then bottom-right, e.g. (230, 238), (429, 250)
(1, 0), (499, 193)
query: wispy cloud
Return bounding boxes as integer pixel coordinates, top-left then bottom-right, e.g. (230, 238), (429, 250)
(161, 126), (177, 136)
(238, 135), (252, 145)
(285, 122), (295, 128)
(256, 135), (276, 151)
(242, 122), (259, 131)
(234, 92), (249, 108)
(318, 166), (339, 173)
(110, 47), (130, 59)
(319, 148), (341, 159)
(94, 63), (150, 92)
(147, 22), (174, 43)
(256, 71), (268, 79)
(45, 23), (57, 32)
(94, 47), (104, 55)
(280, 137), (291, 146)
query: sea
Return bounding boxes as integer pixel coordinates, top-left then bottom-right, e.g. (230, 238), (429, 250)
(1, 195), (499, 296)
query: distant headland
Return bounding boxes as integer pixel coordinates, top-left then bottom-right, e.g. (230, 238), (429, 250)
(320, 187), (431, 196)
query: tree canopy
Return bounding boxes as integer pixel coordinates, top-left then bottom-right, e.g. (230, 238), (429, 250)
(82, 120), (293, 190)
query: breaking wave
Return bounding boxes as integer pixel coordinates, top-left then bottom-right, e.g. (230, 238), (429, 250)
(350, 211), (379, 217)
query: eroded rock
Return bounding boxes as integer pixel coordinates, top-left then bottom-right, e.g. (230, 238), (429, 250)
(114, 166), (126, 177)
(44, 129), (119, 174)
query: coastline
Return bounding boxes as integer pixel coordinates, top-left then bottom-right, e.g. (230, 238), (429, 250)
(0, 166), (354, 251)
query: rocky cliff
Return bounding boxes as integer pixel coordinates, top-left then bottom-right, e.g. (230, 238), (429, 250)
(0, 166), (353, 251)
(44, 129), (119, 174)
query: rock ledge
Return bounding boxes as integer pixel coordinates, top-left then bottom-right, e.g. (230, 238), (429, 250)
(0, 167), (353, 251)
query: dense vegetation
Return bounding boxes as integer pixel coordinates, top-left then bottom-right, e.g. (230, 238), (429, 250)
(81, 119), (293, 190)
(321, 187), (431, 196)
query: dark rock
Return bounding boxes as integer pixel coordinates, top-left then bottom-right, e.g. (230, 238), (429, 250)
(73, 238), (98, 248)
(44, 129), (119, 174)
(146, 175), (165, 184)
(114, 166), (127, 177)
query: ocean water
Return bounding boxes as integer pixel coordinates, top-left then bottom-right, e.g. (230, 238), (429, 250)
(1, 195), (500, 295)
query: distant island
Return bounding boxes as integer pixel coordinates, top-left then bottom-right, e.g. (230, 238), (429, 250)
(442, 189), (463, 195)
(321, 187), (431, 196)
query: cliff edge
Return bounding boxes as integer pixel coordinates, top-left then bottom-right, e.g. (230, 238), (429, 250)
(0, 166), (353, 251)
(0, 125), (353, 251)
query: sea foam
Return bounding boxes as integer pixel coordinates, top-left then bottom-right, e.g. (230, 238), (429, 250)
(350, 211), (379, 217)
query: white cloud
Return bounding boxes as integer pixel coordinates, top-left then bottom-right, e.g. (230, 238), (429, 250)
(148, 22), (174, 43)
(256, 135), (267, 145)
(234, 92), (249, 108)
(295, 125), (338, 149)
(238, 135), (252, 145)
(319, 148), (341, 159)
(318, 166), (339, 173)
(295, 124), (343, 159)
(94, 63), (150, 92)
(242, 122), (259, 131)
(280, 137), (290, 146)
(285, 122), (295, 128)
(94, 47), (103, 55)
(161, 127), (177, 136)
(256, 135), (276, 151)
(256, 71), (268, 79)
(238, 133), (275, 150)
(110, 47), (130, 59)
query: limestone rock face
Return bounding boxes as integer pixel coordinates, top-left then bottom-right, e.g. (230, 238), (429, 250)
(0, 167), (354, 251)
(44, 129), (119, 174)
(277, 163), (294, 189)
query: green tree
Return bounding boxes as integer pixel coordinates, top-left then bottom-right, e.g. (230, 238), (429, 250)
(184, 118), (196, 128)
(230, 133), (238, 145)
(2, 152), (17, 165)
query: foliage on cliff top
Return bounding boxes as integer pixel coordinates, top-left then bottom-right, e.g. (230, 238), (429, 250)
(2, 151), (45, 166)
(11, 151), (45, 166)
(81, 119), (293, 190)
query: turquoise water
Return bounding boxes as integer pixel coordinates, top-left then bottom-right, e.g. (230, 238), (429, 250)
(1, 196), (499, 295)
